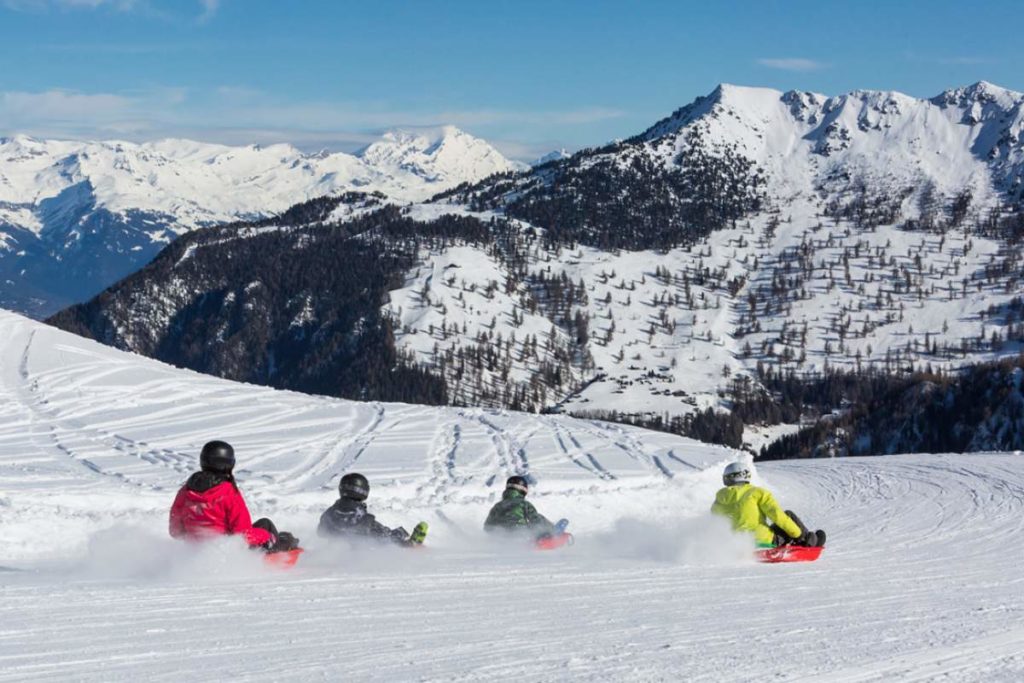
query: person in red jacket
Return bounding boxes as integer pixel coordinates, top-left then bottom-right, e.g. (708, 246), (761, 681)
(169, 440), (297, 551)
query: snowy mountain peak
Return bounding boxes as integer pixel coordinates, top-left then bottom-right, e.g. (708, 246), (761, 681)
(358, 126), (520, 181)
(623, 81), (1024, 207)
(0, 128), (518, 316)
(934, 81), (1023, 108)
(642, 82), (1024, 146)
(533, 148), (572, 166)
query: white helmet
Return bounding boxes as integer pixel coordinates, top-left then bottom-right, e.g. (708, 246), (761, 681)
(723, 461), (751, 486)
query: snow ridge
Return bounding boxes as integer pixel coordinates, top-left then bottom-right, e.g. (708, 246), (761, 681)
(639, 81), (1024, 204)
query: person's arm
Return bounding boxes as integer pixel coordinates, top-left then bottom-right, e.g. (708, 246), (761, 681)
(363, 511), (407, 540)
(757, 489), (802, 539)
(223, 488), (274, 547)
(317, 509), (337, 538)
(523, 501), (555, 534)
(168, 487), (187, 538)
(483, 507), (497, 531)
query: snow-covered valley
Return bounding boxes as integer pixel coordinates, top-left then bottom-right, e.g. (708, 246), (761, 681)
(1, 310), (1022, 681)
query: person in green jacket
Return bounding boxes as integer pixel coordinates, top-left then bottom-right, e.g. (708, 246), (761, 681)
(484, 475), (557, 538)
(711, 462), (825, 548)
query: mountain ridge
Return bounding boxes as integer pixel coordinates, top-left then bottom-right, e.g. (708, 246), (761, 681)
(0, 126), (517, 316)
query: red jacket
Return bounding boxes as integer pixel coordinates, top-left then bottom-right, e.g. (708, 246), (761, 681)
(169, 472), (274, 547)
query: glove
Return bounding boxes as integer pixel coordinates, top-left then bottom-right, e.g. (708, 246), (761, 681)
(390, 527), (410, 542)
(409, 522), (428, 544)
(798, 531), (816, 547)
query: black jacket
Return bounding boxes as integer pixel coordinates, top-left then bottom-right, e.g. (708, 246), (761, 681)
(317, 498), (408, 542)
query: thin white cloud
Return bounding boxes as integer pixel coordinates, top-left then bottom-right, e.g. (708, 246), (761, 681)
(756, 58), (829, 72)
(197, 0), (217, 22)
(2, 0), (138, 10)
(1, 89), (135, 119)
(0, 86), (611, 160)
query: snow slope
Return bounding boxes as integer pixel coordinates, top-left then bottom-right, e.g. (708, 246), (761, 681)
(1, 309), (1022, 681)
(0, 127), (518, 317)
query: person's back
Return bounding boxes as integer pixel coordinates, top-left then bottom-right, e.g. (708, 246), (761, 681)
(318, 496), (397, 540)
(484, 476), (555, 536)
(170, 470), (254, 538)
(710, 461), (823, 548)
(711, 481), (801, 547)
(318, 473), (422, 545)
(169, 440), (278, 548)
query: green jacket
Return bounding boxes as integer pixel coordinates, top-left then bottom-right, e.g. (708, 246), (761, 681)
(711, 483), (802, 547)
(484, 490), (555, 534)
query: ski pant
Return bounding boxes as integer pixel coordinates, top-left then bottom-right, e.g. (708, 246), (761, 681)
(770, 510), (811, 547)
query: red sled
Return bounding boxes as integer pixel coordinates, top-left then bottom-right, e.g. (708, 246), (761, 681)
(536, 533), (574, 551)
(756, 545), (823, 563)
(264, 548), (304, 569)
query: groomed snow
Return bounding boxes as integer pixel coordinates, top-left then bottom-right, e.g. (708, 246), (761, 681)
(1, 310), (1022, 681)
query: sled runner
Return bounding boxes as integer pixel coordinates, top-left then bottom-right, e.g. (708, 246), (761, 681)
(755, 545), (823, 563)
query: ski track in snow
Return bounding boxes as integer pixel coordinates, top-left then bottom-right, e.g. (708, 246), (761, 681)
(1, 310), (1023, 682)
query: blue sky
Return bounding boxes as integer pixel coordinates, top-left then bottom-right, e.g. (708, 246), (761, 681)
(1, 0), (1021, 159)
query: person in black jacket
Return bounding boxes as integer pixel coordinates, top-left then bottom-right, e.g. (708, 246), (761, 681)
(318, 473), (426, 546)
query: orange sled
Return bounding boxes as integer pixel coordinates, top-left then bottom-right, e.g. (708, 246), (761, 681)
(536, 533), (574, 551)
(264, 548), (304, 569)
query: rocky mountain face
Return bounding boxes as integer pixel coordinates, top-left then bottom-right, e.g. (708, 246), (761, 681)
(0, 127), (519, 317)
(48, 82), (1024, 454)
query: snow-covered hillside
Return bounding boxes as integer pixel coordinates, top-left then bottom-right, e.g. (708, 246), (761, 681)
(389, 82), (1024, 428)
(0, 127), (518, 317)
(1, 310), (1023, 681)
(389, 201), (1024, 426)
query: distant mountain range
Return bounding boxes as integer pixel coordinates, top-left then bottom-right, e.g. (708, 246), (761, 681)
(46, 81), (1024, 454)
(0, 126), (520, 317)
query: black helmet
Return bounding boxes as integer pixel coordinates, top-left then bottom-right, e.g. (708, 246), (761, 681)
(200, 440), (235, 473)
(506, 475), (529, 495)
(340, 472), (370, 501)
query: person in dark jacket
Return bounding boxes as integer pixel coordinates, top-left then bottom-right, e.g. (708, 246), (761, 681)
(484, 475), (556, 538)
(169, 440), (299, 552)
(318, 473), (426, 546)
